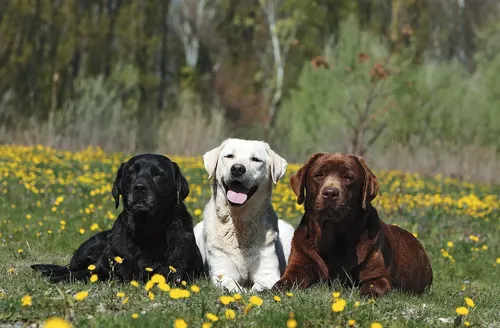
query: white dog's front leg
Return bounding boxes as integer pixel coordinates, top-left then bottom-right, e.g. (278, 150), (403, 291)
(250, 245), (281, 292)
(207, 249), (246, 293)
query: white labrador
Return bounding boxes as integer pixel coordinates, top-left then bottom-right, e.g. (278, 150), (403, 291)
(193, 138), (295, 292)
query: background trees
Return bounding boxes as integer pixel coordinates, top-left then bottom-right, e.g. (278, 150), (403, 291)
(1, 0), (500, 181)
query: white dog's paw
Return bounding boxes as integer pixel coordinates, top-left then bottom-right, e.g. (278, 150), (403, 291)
(212, 275), (245, 293)
(251, 278), (277, 292)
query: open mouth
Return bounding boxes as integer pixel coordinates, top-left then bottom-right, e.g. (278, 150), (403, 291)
(222, 180), (258, 206)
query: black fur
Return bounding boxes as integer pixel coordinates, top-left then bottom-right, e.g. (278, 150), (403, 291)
(31, 154), (204, 284)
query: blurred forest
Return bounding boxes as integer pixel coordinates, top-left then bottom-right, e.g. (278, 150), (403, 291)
(1, 0), (500, 182)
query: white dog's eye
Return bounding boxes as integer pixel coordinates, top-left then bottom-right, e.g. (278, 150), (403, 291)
(224, 154), (234, 159)
(251, 157), (263, 163)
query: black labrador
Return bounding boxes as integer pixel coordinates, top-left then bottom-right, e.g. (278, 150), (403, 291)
(31, 154), (204, 284)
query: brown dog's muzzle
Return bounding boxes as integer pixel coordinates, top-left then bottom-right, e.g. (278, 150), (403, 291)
(315, 177), (346, 213)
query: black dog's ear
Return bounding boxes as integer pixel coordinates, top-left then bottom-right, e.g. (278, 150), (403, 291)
(172, 161), (189, 204)
(112, 163), (125, 209)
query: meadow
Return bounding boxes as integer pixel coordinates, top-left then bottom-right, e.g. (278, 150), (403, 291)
(0, 145), (499, 328)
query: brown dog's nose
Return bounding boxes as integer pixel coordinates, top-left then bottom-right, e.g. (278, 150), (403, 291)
(322, 187), (340, 199)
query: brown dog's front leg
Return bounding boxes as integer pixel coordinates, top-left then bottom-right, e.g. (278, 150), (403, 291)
(359, 277), (392, 298)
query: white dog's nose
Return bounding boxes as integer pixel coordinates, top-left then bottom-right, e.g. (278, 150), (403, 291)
(230, 164), (246, 177)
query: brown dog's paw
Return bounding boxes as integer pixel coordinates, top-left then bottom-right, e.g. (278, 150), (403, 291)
(359, 278), (391, 298)
(272, 278), (296, 292)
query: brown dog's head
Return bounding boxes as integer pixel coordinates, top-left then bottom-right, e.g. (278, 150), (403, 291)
(290, 153), (379, 221)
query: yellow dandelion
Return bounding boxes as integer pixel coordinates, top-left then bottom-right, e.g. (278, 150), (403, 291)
(464, 297), (475, 308)
(130, 280), (139, 287)
(354, 301), (360, 308)
(286, 292), (294, 297)
(148, 291), (155, 301)
(21, 295), (32, 306)
(206, 313), (219, 322)
(190, 285), (200, 293)
(87, 264), (96, 271)
(332, 291), (340, 298)
(90, 223), (99, 231)
(181, 280), (187, 286)
(249, 295), (263, 306)
(456, 307), (469, 315)
(497, 258), (500, 264)
(17, 249), (23, 254)
(201, 323), (211, 328)
(90, 274), (98, 283)
(273, 295), (281, 302)
(464, 321), (470, 327)
(158, 282), (171, 292)
(169, 265), (177, 273)
(74, 291), (89, 301)
(219, 295), (235, 305)
(150, 274), (166, 284)
(174, 319), (187, 328)
(332, 298), (347, 312)
(145, 280), (155, 291)
(287, 313), (297, 328)
(44, 317), (72, 328)
(131, 313), (139, 319)
(348, 319), (356, 326)
(371, 323), (383, 328)
(145, 267), (153, 272)
(447, 241), (454, 248)
(79, 228), (85, 234)
(194, 209), (202, 216)
(114, 256), (123, 264)
(233, 293), (242, 301)
(122, 297), (129, 305)
(244, 303), (253, 315)
(7, 267), (15, 274)
(225, 309), (236, 320)
(169, 288), (190, 299)
(116, 292), (126, 298)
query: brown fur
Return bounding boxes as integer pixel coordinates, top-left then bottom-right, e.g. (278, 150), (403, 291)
(273, 153), (433, 298)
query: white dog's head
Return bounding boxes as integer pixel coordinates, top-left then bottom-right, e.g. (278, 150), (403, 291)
(203, 138), (288, 207)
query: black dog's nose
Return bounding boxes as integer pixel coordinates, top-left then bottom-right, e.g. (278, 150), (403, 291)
(133, 183), (147, 194)
(322, 187), (340, 199)
(230, 164), (246, 177)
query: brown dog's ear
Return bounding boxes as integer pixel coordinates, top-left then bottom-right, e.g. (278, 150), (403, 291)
(112, 163), (125, 209)
(290, 153), (326, 205)
(350, 155), (380, 210)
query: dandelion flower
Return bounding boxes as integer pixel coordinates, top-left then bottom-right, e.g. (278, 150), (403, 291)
(332, 298), (347, 312)
(249, 295), (263, 306)
(447, 241), (454, 248)
(148, 291), (155, 301)
(87, 264), (96, 271)
(122, 297), (129, 305)
(44, 317), (72, 328)
(348, 319), (356, 326)
(74, 291), (89, 301)
(464, 297), (475, 308)
(273, 295), (281, 302)
(90, 274), (98, 283)
(190, 285), (200, 293)
(233, 293), (242, 301)
(169, 288), (190, 299)
(464, 321), (470, 327)
(206, 313), (219, 322)
(332, 291), (340, 298)
(174, 318), (187, 328)
(158, 282), (171, 292)
(225, 309), (236, 320)
(17, 249), (23, 254)
(456, 307), (469, 315)
(79, 228), (85, 234)
(219, 295), (235, 305)
(496, 258), (500, 264)
(354, 301), (360, 308)
(21, 295), (32, 306)
(114, 256), (123, 264)
(150, 274), (166, 284)
(201, 323), (211, 328)
(145, 280), (155, 291)
(287, 313), (297, 328)
(130, 280), (139, 287)
(131, 313), (139, 319)
(145, 267), (153, 272)
(286, 292), (294, 297)
(371, 323), (383, 328)
(169, 265), (177, 273)
(116, 292), (125, 298)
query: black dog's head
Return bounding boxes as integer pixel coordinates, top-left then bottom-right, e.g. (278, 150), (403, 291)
(112, 154), (189, 213)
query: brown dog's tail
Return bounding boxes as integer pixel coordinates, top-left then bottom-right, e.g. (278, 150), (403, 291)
(31, 264), (90, 283)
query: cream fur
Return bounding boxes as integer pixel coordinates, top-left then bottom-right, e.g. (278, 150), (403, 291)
(193, 138), (295, 292)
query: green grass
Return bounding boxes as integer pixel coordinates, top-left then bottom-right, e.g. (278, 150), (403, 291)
(0, 145), (499, 327)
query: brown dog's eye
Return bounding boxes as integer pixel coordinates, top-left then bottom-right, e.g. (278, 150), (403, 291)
(313, 172), (324, 179)
(344, 176), (354, 182)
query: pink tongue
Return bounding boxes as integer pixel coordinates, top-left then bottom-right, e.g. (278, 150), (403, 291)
(227, 190), (248, 204)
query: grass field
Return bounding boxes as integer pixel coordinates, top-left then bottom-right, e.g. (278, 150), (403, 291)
(0, 145), (499, 328)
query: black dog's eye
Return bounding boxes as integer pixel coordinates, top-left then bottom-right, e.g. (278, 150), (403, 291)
(156, 171), (166, 177)
(224, 154), (234, 159)
(251, 157), (263, 163)
(127, 170), (136, 177)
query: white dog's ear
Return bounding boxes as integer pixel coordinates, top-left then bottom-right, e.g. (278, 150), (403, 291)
(267, 145), (288, 184)
(203, 146), (222, 180)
